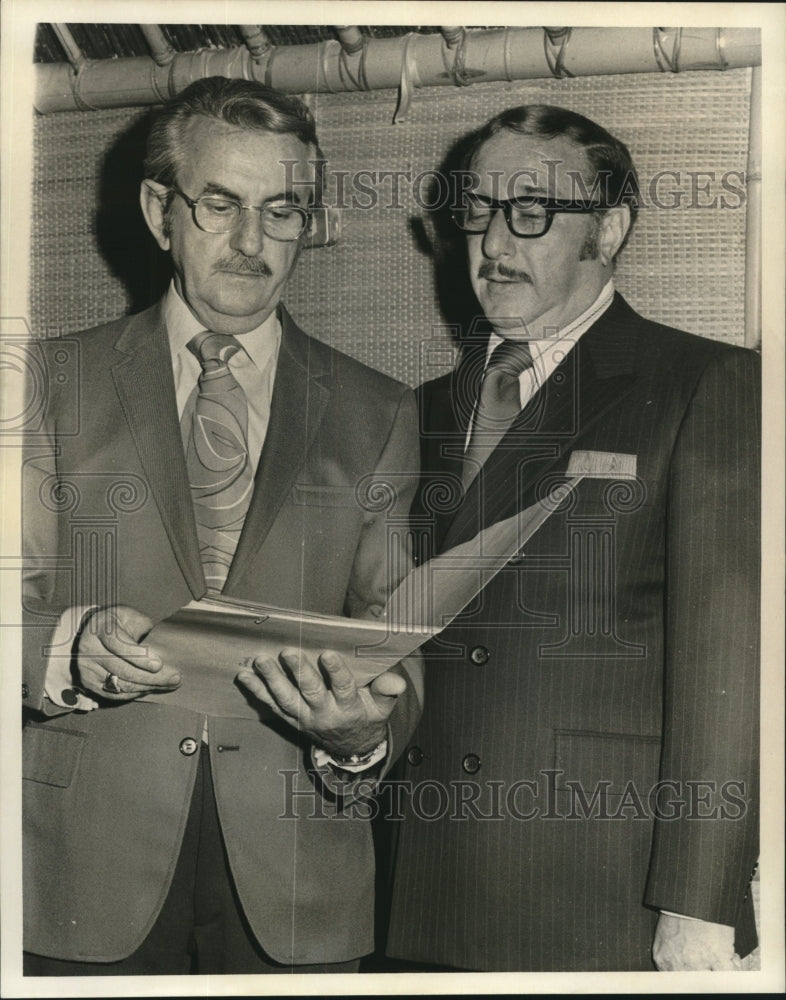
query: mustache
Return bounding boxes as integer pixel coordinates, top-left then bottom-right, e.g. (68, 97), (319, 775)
(216, 255), (273, 276)
(478, 260), (532, 283)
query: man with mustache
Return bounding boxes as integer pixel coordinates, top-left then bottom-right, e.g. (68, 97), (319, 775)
(384, 105), (760, 971)
(22, 77), (421, 975)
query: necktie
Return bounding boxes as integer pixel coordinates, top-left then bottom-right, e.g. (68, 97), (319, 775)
(182, 331), (254, 593)
(462, 339), (534, 487)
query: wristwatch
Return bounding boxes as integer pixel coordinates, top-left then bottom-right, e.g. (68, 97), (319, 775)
(313, 739), (388, 772)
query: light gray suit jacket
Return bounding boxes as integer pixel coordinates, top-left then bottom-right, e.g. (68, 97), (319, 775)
(22, 301), (422, 964)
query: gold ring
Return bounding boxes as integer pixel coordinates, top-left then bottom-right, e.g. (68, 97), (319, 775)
(102, 672), (122, 695)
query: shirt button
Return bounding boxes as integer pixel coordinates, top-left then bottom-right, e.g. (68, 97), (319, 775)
(462, 753), (481, 774)
(407, 746), (425, 766)
(61, 688), (78, 707)
(469, 646), (489, 665)
(179, 737), (199, 757)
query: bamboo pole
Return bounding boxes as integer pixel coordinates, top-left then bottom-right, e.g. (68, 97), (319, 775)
(440, 27), (465, 49)
(51, 24), (85, 71)
(34, 26), (761, 114)
(335, 26), (364, 55)
(239, 26), (272, 60)
(744, 66), (761, 350)
(140, 25), (175, 66)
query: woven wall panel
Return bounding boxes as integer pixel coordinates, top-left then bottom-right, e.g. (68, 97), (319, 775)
(31, 68), (751, 385)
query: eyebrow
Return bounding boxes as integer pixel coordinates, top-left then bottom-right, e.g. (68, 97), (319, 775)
(473, 190), (551, 202)
(199, 181), (307, 206)
(512, 184), (549, 197)
(475, 184), (550, 199)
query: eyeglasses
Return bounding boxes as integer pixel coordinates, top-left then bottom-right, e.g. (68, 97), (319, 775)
(170, 185), (311, 241)
(452, 193), (604, 239)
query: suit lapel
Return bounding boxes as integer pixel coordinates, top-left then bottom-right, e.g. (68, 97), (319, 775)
(110, 305), (205, 596)
(440, 294), (643, 552)
(418, 338), (487, 550)
(223, 307), (330, 590)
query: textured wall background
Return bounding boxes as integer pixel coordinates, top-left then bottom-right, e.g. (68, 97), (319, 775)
(31, 69), (751, 387)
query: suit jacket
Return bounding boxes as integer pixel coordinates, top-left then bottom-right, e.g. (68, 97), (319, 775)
(21, 301), (422, 964)
(385, 294), (760, 971)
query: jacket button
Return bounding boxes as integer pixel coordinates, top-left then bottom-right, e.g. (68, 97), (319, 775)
(469, 646), (489, 665)
(22, 683), (30, 699)
(61, 688), (78, 706)
(179, 737), (199, 757)
(407, 746), (425, 766)
(462, 753), (481, 774)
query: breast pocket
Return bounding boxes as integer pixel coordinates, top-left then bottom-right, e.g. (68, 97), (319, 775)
(291, 483), (362, 509)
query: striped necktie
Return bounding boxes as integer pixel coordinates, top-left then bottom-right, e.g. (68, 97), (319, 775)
(182, 331), (254, 593)
(462, 339), (534, 487)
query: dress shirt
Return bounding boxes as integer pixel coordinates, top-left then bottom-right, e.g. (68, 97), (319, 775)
(466, 279), (615, 449)
(165, 282), (281, 465)
(44, 283), (280, 710)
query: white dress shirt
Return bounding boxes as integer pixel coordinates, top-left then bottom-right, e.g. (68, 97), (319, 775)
(44, 283), (281, 710)
(466, 279), (615, 449)
(165, 282), (281, 466)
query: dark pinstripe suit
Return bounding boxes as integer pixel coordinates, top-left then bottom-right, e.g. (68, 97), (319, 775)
(385, 294), (760, 971)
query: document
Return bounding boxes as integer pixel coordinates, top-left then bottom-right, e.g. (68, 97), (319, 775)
(143, 451), (635, 717)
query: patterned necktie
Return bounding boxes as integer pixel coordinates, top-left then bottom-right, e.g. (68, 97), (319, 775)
(462, 339), (534, 487)
(182, 331), (254, 593)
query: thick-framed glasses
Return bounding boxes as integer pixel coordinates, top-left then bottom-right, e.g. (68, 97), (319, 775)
(170, 185), (311, 241)
(452, 193), (603, 239)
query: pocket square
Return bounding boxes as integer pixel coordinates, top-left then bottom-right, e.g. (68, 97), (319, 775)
(565, 450), (637, 479)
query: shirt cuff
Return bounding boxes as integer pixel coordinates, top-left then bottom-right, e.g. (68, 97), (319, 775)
(43, 605), (100, 711)
(312, 739), (388, 773)
(660, 910), (701, 923)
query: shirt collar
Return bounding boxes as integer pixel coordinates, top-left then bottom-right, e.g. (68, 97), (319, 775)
(488, 279), (615, 358)
(163, 281), (281, 371)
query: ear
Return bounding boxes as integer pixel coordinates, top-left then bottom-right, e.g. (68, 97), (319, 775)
(597, 205), (631, 267)
(140, 179), (171, 252)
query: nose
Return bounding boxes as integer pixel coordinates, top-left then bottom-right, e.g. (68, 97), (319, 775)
(481, 207), (515, 259)
(229, 208), (266, 258)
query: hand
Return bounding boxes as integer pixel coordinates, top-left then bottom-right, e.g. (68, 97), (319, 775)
(236, 648), (405, 756)
(75, 605), (181, 701)
(652, 912), (742, 971)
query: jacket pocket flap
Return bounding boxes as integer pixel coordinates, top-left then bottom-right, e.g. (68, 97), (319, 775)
(291, 483), (360, 508)
(23, 724), (86, 788)
(554, 728), (660, 801)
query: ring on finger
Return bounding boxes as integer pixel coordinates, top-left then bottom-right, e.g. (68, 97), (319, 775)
(102, 672), (122, 695)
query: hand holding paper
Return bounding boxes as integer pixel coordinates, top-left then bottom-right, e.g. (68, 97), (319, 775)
(143, 451), (636, 719)
(76, 605), (181, 701)
(237, 648), (403, 755)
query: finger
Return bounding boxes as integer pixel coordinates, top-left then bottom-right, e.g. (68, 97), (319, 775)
(80, 623), (162, 675)
(318, 651), (358, 704)
(710, 953), (740, 971)
(236, 668), (296, 722)
(76, 668), (159, 701)
(80, 671), (143, 701)
(370, 670), (407, 700)
(252, 656), (309, 721)
(107, 605), (156, 643)
(80, 645), (180, 688)
(278, 648), (331, 708)
(99, 622), (164, 674)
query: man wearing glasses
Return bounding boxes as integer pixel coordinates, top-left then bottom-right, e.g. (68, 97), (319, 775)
(22, 77), (421, 975)
(385, 105), (759, 971)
